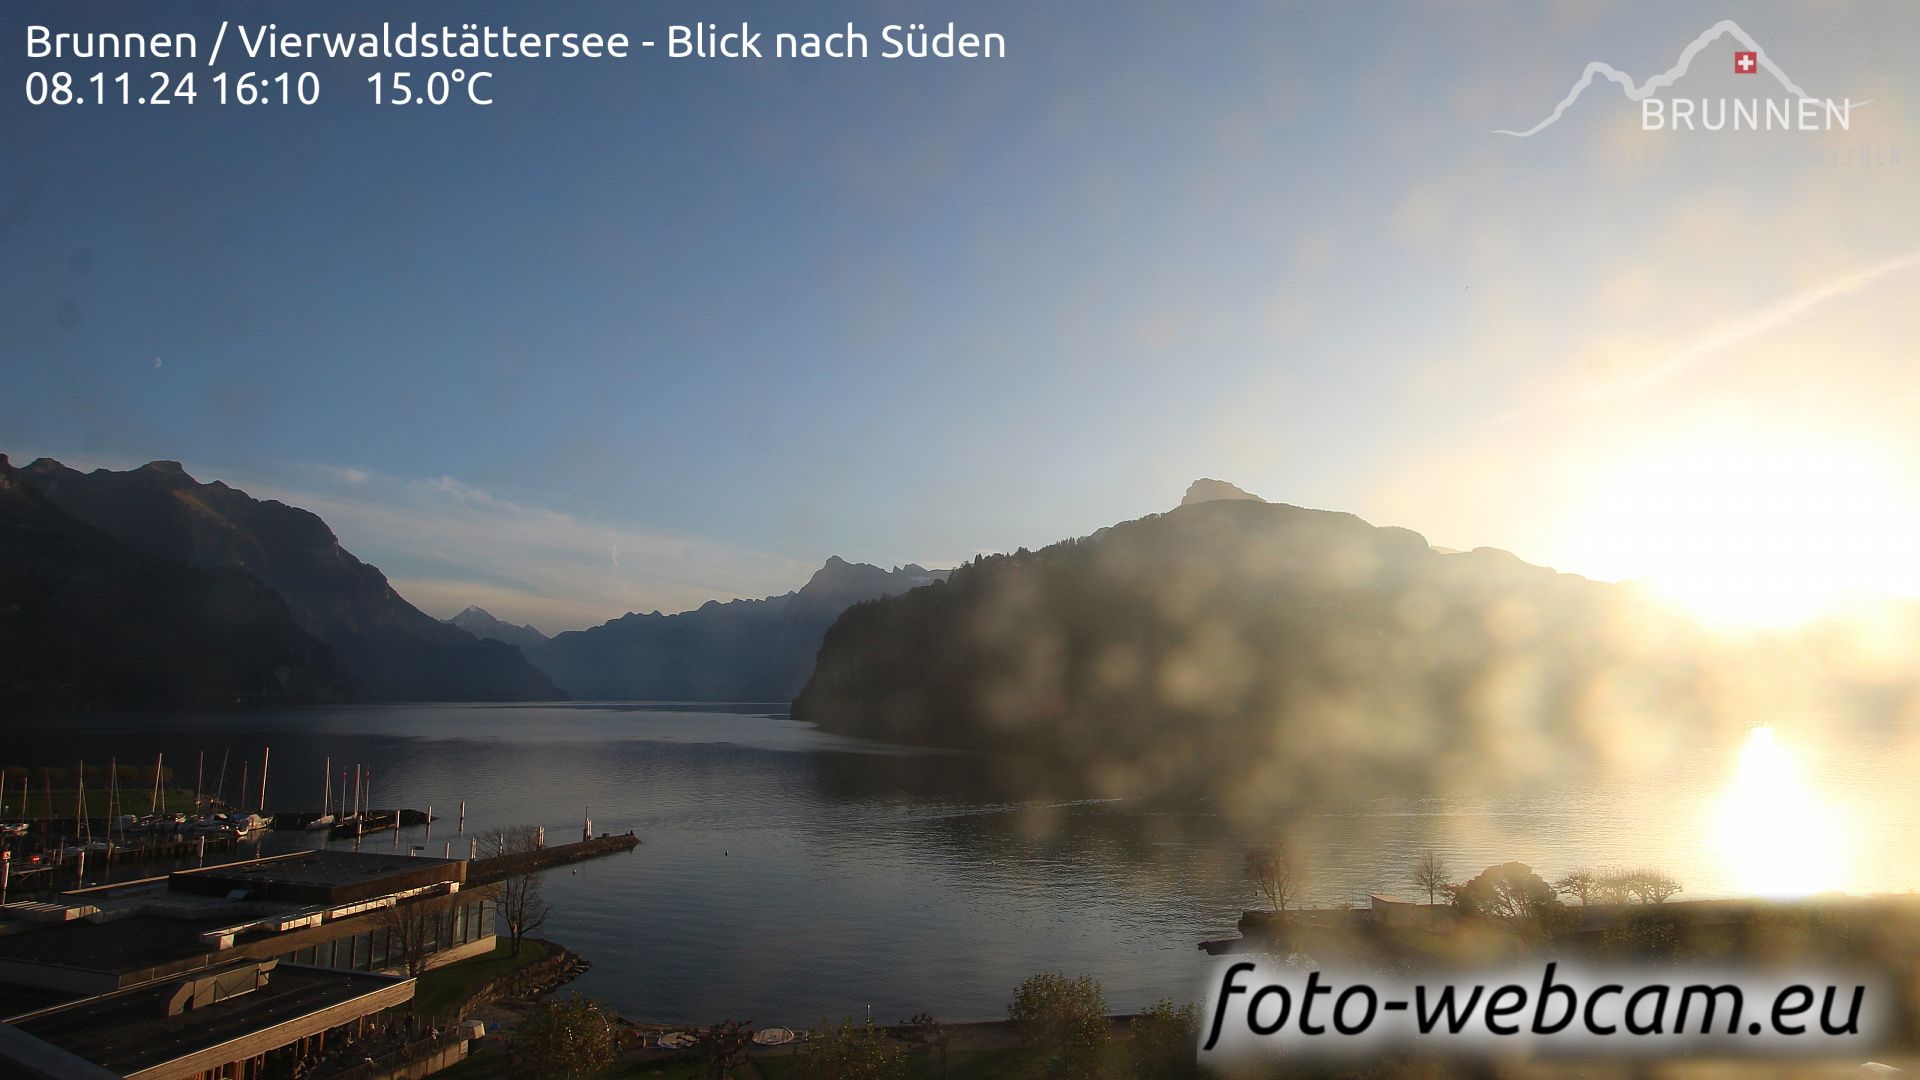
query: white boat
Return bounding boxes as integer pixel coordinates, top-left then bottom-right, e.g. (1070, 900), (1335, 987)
(752, 1027), (798, 1046)
(191, 811), (265, 836)
(656, 1031), (697, 1050)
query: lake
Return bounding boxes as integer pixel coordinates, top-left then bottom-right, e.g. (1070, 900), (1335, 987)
(5, 703), (1918, 1025)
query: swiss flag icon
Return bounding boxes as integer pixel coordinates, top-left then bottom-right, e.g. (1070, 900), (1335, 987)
(1735, 50), (1758, 74)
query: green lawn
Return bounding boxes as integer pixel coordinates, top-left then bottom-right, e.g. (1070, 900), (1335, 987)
(409, 938), (553, 1019)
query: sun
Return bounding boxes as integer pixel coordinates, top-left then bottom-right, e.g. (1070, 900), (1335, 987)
(1712, 725), (1848, 896)
(1562, 431), (1920, 630)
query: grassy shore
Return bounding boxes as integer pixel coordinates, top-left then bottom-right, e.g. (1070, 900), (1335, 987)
(409, 938), (553, 1019)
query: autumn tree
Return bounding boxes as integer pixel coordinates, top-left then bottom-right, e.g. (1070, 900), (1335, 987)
(1244, 843), (1305, 913)
(798, 1019), (907, 1080)
(490, 825), (553, 956)
(1412, 851), (1450, 905)
(1009, 972), (1108, 1080)
(511, 994), (618, 1079)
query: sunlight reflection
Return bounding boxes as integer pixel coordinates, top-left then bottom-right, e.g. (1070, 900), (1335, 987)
(1713, 724), (1846, 897)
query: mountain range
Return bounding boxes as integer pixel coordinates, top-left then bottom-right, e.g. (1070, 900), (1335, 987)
(446, 606), (550, 654)
(8, 457), (560, 704)
(506, 557), (948, 700)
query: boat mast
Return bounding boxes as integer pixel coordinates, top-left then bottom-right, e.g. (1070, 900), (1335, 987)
(194, 751), (204, 814)
(150, 753), (163, 817)
(239, 762), (249, 814)
(321, 756), (331, 817)
(75, 760), (87, 845)
(258, 746), (270, 816)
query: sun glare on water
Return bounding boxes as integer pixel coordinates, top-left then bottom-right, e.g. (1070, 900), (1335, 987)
(1567, 435), (1920, 630)
(1713, 725), (1847, 897)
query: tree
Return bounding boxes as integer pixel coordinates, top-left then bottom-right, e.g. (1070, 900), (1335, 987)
(696, 1019), (754, 1080)
(1553, 869), (1597, 906)
(1594, 871), (1633, 905)
(1452, 862), (1570, 939)
(511, 993), (617, 1079)
(1008, 972), (1108, 1079)
(491, 825), (553, 956)
(1129, 999), (1200, 1079)
(1412, 851), (1449, 906)
(1244, 844), (1304, 913)
(902, 1012), (952, 1080)
(798, 1019), (907, 1080)
(373, 894), (441, 978)
(1621, 869), (1683, 904)
(1595, 868), (1683, 905)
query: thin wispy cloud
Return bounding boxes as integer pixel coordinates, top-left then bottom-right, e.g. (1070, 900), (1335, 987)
(240, 466), (822, 632)
(1590, 247), (1920, 402)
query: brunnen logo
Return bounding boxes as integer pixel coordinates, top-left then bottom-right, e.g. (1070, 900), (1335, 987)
(1495, 19), (1866, 137)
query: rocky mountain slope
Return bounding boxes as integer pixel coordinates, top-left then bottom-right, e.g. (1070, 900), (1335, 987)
(0, 455), (363, 707)
(19, 458), (561, 702)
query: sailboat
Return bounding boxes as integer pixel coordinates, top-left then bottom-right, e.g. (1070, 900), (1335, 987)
(229, 754), (268, 834)
(65, 760), (112, 856)
(305, 756), (336, 830)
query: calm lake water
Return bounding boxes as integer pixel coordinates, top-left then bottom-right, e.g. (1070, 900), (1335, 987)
(6, 703), (1919, 1025)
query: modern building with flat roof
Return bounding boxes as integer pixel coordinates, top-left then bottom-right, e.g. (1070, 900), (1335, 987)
(0, 849), (495, 1078)
(0, 849), (495, 998)
(1, 958), (418, 1079)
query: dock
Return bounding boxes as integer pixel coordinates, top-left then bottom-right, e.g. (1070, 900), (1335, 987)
(468, 832), (640, 885)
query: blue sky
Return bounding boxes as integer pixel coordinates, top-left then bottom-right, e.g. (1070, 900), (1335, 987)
(6, 2), (1918, 630)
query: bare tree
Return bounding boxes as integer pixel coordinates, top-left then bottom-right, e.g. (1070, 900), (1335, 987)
(1244, 844), (1304, 914)
(491, 825), (553, 956)
(374, 895), (441, 978)
(1412, 851), (1450, 905)
(1554, 869), (1598, 906)
(1594, 870), (1633, 905)
(1618, 869), (1683, 904)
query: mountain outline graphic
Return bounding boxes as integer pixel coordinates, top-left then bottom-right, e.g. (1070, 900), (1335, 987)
(1496, 19), (1817, 137)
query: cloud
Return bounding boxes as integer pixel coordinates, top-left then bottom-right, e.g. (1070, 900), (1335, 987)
(1592, 247), (1920, 401)
(237, 466), (820, 632)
